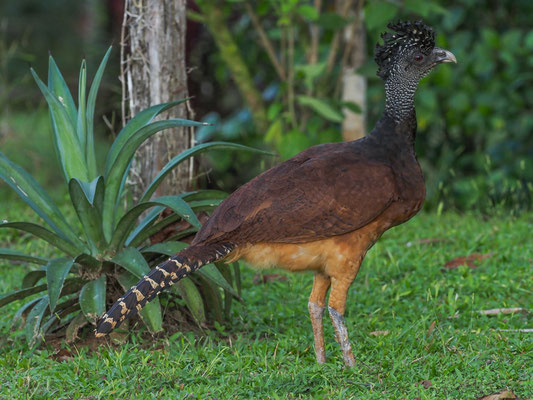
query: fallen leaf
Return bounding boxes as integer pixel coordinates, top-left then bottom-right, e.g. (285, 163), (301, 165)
(252, 273), (288, 284)
(427, 320), (436, 337)
(477, 308), (527, 316)
(369, 330), (390, 336)
(475, 390), (519, 400)
(496, 329), (533, 333)
(417, 380), (432, 389)
(444, 253), (494, 270)
(50, 348), (73, 362)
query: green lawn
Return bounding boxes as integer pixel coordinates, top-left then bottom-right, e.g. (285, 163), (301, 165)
(0, 205), (531, 399)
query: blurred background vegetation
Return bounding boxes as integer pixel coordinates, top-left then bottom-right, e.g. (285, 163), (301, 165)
(1, 0), (532, 212)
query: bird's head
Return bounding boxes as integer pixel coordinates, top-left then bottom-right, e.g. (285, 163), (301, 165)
(375, 20), (456, 84)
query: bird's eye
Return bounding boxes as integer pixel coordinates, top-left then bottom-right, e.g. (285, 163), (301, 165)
(414, 55), (424, 62)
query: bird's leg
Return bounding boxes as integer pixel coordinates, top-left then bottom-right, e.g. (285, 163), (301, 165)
(328, 276), (356, 367)
(308, 272), (331, 364)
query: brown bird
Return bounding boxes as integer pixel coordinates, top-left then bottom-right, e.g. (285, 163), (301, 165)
(96, 21), (456, 367)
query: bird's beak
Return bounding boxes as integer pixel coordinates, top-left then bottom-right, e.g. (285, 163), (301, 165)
(433, 48), (457, 64)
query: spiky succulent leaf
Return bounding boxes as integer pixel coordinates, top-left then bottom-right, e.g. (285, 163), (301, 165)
(48, 56), (77, 128)
(102, 119), (207, 241)
(196, 264), (239, 298)
(0, 222), (79, 256)
(86, 46), (112, 179)
(79, 275), (106, 322)
(140, 142), (272, 202)
(69, 177), (105, 252)
(112, 247), (150, 278)
(46, 257), (75, 312)
(141, 241), (188, 256)
(12, 297), (45, 330)
(77, 59), (88, 153)
(32, 68), (89, 182)
(173, 278), (206, 326)
(125, 206), (165, 247)
(0, 284), (48, 308)
(0, 248), (48, 265)
(104, 99), (189, 175)
(110, 196), (201, 251)
(22, 270), (46, 289)
(0, 152), (87, 251)
(25, 297), (49, 347)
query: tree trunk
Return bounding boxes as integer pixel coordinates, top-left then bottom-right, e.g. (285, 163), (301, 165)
(122, 0), (192, 201)
(341, 0), (366, 142)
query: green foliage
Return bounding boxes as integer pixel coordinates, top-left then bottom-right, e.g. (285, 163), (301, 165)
(363, 0), (533, 212)
(0, 49), (268, 347)
(0, 212), (531, 398)
(191, 1), (533, 212)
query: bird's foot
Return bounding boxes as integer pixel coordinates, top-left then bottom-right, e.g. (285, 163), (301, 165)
(328, 306), (356, 367)
(308, 301), (326, 364)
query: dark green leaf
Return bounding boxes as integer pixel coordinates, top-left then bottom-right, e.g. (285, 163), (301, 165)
(296, 95), (344, 123)
(141, 241), (189, 256)
(196, 263), (239, 298)
(65, 311), (88, 342)
(74, 253), (101, 270)
(0, 152), (87, 251)
(297, 5), (318, 20)
(112, 247), (150, 278)
(0, 284), (48, 308)
(173, 278), (206, 326)
(22, 270), (46, 288)
(141, 142), (272, 203)
(0, 248), (48, 265)
(404, 0), (448, 17)
(110, 196), (201, 250)
(77, 59), (88, 154)
(124, 206), (165, 247)
(104, 100), (190, 175)
(343, 101), (362, 114)
(181, 190), (229, 202)
(364, 2), (398, 31)
(69, 177), (105, 251)
(232, 262), (242, 297)
(0, 222), (79, 256)
(12, 297), (44, 330)
(317, 12), (349, 30)
(199, 278), (223, 323)
(25, 297), (49, 347)
(79, 275), (106, 321)
(48, 55), (77, 128)
(189, 199), (224, 213)
(102, 118), (207, 240)
(46, 257), (75, 312)
(86, 47), (112, 180)
(32, 68), (89, 182)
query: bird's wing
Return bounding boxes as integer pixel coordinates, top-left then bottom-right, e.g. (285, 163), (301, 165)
(194, 142), (399, 245)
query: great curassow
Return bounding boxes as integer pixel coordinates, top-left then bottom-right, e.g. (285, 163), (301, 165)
(96, 21), (456, 367)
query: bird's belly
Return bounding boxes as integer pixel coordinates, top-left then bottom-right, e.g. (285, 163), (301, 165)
(226, 219), (387, 274)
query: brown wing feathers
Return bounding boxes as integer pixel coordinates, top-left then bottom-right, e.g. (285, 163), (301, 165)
(95, 243), (235, 337)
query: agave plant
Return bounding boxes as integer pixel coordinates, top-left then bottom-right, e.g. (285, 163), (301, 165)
(0, 48), (267, 346)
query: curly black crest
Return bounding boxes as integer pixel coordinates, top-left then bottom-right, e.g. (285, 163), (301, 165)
(375, 20), (435, 80)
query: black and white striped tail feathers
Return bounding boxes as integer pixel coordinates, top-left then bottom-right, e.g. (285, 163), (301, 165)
(95, 242), (235, 337)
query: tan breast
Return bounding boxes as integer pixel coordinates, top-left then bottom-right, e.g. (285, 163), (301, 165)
(226, 218), (389, 276)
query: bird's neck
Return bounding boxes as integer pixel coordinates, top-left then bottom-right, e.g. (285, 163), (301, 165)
(384, 78), (418, 122)
(379, 77), (419, 145)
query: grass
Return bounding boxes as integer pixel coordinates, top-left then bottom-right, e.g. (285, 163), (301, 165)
(0, 199), (531, 400)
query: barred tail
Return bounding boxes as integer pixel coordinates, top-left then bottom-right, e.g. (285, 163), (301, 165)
(95, 243), (235, 337)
